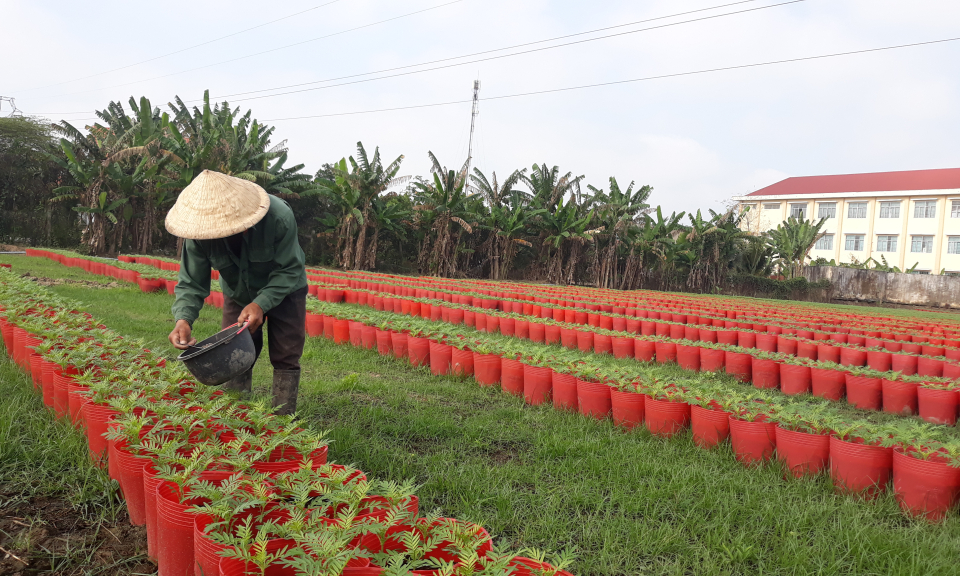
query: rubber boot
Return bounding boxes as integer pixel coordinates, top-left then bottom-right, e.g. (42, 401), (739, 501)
(272, 369), (301, 416)
(222, 368), (252, 395)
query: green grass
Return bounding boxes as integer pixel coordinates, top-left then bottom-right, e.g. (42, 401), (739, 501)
(4, 254), (960, 575)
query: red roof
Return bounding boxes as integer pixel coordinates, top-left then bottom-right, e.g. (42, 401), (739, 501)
(746, 168), (960, 197)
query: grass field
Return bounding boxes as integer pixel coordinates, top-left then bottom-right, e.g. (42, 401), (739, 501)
(3, 254), (960, 576)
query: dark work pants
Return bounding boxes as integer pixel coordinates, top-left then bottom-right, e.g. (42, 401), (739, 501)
(222, 286), (308, 371)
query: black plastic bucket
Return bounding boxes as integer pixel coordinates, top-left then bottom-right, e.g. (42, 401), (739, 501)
(177, 323), (256, 386)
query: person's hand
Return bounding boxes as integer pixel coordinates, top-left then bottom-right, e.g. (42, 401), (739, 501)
(169, 319), (197, 350)
(238, 302), (265, 333)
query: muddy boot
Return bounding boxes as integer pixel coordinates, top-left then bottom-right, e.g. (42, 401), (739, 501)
(272, 369), (301, 416)
(222, 368), (252, 395)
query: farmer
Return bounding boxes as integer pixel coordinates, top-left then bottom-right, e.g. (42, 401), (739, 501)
(165, 170), (308, 415)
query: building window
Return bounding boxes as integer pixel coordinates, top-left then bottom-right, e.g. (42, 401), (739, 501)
(818, 202), (836, 219)
(948, 236), (960, 254)
(914, 200), (937, 218)
(911, 270), (931, 275)
(815, 234), (834, 250)
(877, 235), (898, 253)
(848, 202), (867, 218)
(951, 200), (960, 218)
(845, 234), (865, 251)
(790, 204), (807, 219)
(763, 203), (781, 210)
(911, 235), (934, 253)
(879, 201), (901, 218)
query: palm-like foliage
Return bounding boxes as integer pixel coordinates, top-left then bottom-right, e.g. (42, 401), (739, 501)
(588, 177), (652, 288)
(767, 217), (829, 278)
(412, 152), (476, 277)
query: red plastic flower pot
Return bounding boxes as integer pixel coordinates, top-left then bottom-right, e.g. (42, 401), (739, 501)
(52, 372), (74, 418)
(473, 353), (501, 386)
(610, 389), (644, 429)
(845, 375), (882, 410)
(839, 347), (867, 367)
(115, 441), (151, 526)
(67, 381), (91, 428)
(594, 333), (613, 355)
(576, 379), (612, 420)
(738, 331), (756, 349)
(508, 557), (574, 576)
(501, 358), (524, 396)
(725, 351), (752, 383)
(390, 331), (408, 359)
(576, 330), (594, 352)
(699, 328), (718, 343)
(523, 364), (553, 405)
(217, 541), (300, 576)
(690, 405), (730, 448)
(892, 450), (960, 522)
(676, 345), (701, 371)
(917, 357), (944, 378)
(449, 308), (465, 326)
(361, 325), (377, 350)
(891, 354), (918, 376)
(797, 341), (818, 360)
(156, 481), (204, 576)
(811, 367), (845, 401)
(780, 364), (811, 395)
(699, 348), (725, 372)
(560, 328), (578, 349)
(817, 344), (841, 364)
(429, 341), (452, 376)
(634, 339), (655, 362)
(829, 437), (892, 498)
(82, 402), (119, 466)
(375, 330), (392, 356)
(882, 379), (918, 416)
(756, 333), (778, 352)
(917, 386), (959, 425)
(777, 336), (798, 356)
(332, 319), (351, 345)
(528, 322), (546, 343)
(552, 372), (578, 411)
(321, 315), (335, 340)
(40, 360), (57, 408)
(451, 347), (474, 376)
(775, 427), (829, 477)
(717, 331), (738, 345)
(306, 314), (323, 337)
(514, 318), (528, 338)
(610, 337), (634, 359)
(348, 321), (364, 347)
(866, 350), (892, 372)
(655, 341), (677, 364)
(729, 418), (777, 465)
(407, 336), (430, 367)
(644, 397), (691, 438)
(751, 359), (780, 389)
(544, 324), (560, 344)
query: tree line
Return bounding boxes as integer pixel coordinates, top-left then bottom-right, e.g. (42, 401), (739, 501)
(0, 90), (827, 291)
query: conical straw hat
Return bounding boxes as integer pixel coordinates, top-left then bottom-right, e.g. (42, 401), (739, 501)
(165, 170), (271, 240)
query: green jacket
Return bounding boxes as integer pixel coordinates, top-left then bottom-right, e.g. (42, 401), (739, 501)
(172, 195), (308, 325)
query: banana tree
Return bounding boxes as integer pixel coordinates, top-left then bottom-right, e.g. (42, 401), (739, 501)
(541, 197), (598, 284)
(767, 217), (828, 278)
(587, 177), (653, 288)
(412, 152), (476, 277)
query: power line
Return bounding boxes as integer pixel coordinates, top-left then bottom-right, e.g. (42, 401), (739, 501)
(32, 0), (468, 102)
(13, 0), (346, 93)
(19, 0), (794, 114)
(260, 36), (960, 121)
(218, 0), (807, 106)
(205, 0), (773, 102)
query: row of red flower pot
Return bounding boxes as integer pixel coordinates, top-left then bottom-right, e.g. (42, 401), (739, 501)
(306, 286), (959, 427)
(306, 300), (960, 522)
(304, 266), (960, 342)
(100, 249), (959, 345)
(303, 271), (960, 354)
(311, 282), (960, 383)
(0, 272), (571, 576)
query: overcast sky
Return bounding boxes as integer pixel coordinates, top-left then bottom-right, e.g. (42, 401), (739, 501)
(2, 0), (958, 216)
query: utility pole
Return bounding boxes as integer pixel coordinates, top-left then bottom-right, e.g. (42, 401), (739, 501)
(464, 80), (480, 178)
(0, 96), (20, 117)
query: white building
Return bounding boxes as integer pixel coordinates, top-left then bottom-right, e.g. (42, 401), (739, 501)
(733, 168), (960, 275)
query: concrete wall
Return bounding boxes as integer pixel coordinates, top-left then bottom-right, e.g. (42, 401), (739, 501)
(803, 266), (960, 308)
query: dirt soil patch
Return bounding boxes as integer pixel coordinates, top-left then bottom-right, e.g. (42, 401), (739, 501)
(0, 495), (153, 576)
(19, 274), (120, 290)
